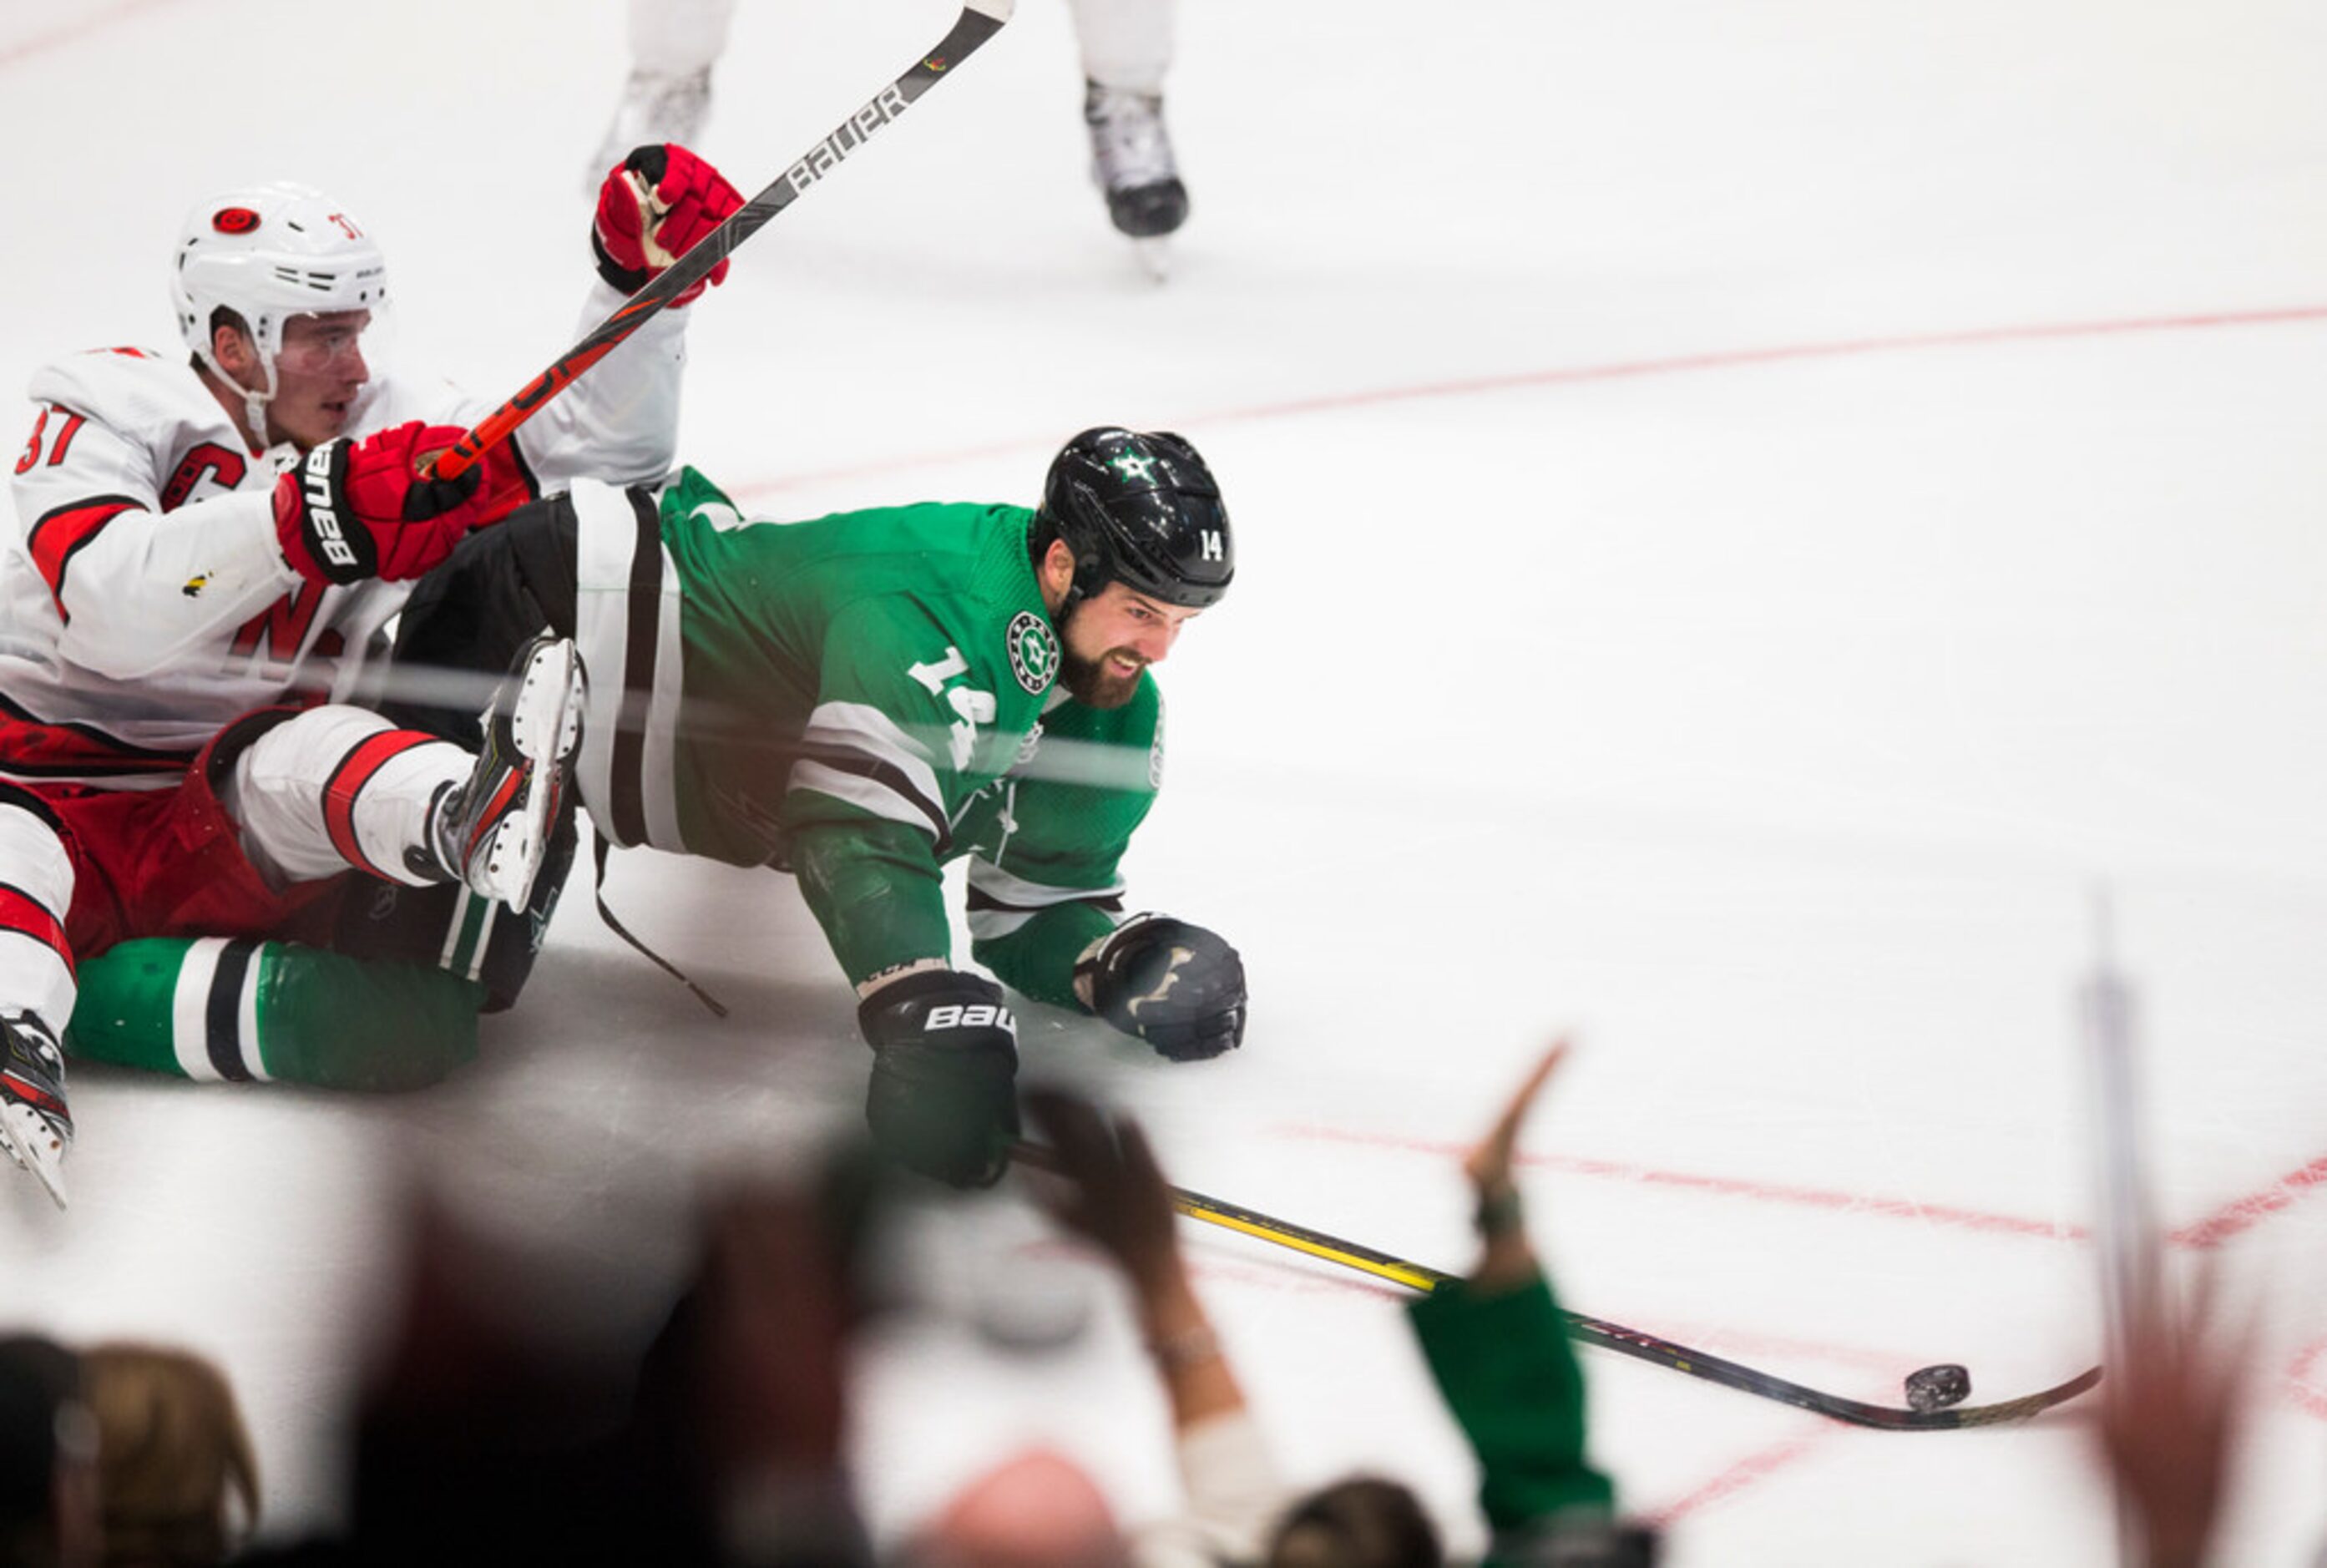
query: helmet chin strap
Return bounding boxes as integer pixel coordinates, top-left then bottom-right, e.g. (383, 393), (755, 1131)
(194, 334), (281, 453)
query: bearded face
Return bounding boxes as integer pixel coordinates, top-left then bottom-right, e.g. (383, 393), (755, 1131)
(1055, 579), (1200, 707)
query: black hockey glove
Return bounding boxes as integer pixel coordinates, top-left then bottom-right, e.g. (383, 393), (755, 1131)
(1075, 915), (1247, 1062)
(858, 969), (1020, 1189)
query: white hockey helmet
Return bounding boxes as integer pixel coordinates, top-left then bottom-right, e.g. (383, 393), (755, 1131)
(170, 182), (388, 434)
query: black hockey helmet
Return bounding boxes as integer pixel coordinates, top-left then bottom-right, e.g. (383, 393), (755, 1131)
(1036, 427), (1233, 610)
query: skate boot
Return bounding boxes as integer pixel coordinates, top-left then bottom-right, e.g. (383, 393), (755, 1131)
(429, 635), (584, 913)
(0, 1013), (70, 1209)
(587, 67), (714, 187)
(1084, 81), (1189, 262)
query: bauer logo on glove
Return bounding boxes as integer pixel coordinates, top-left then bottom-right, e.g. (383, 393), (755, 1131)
(272, 421), (488, 585)
(857, 969), (1021, 1188)
(297, 443), (359, 572)
(1075, 913), (1247, 1062)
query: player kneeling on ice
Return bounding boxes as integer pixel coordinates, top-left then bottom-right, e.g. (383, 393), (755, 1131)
(385, 427), (1250, 1188)
(0, 634), (584, 1210)
(0, 151), (743, 1207)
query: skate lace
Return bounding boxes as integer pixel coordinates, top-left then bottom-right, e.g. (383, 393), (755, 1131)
(3, 1015), (64, 1094)
(1086, 87), (1178, 190)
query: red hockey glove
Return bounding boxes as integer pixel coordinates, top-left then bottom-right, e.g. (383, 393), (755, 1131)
(273, 422), (488, 585)
(591, 144), (744, 306)
(468, 437), (537, 530)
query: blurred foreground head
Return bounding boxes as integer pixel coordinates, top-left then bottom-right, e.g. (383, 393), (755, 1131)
(0, 1333), (98, 1568)
(913, 1447), (1130, 1568)
(81, 1343), (259, 1567)
(1268, 1477), (1442, 1568)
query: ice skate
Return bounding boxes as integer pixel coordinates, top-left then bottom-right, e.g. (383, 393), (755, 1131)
(585, 67), (713, 188)
(1084, 81), (1188, 275)
(431, 635), (584, 913)
(0, 1014), (70, 1209)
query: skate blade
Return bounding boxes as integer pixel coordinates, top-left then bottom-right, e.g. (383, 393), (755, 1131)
(0, 1104), (68, 1209)
(507, 640), (585, 769)
(472, 809), (549, 913)
(478, 643), (583, 913)
(1132, 237), (1172, 283)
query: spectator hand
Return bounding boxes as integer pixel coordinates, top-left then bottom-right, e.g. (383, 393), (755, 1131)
(1022, 1089), (1181, 1295)
(1459, 1039), (1569, 1289)
(273, 422), (486, 584)
(592, 144), (745, 305)
(1464, 1039), (1569, 1200)
(1073, 914), (1247, 1062)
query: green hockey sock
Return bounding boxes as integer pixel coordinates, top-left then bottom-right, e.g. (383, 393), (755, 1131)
(67, 937), (486, 1092)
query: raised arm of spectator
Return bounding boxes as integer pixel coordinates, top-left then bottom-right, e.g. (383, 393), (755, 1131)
(1406, 1041), (1642, 1565)
(1024, 1090), (1242, 1428)
(1023, 1089), (1292, 1566)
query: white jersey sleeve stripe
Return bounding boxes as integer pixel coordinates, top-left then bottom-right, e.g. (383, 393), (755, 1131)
(789, 761), (946, 840)
(793, 701), (949, 842)
(965, 908), (1041, 941)
(964, 857), (1126, 910)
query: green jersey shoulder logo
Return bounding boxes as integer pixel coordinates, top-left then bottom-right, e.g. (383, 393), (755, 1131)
(1006, 610), (1060, 694)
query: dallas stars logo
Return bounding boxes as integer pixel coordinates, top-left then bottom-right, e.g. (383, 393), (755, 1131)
(1109, 451), (1156, 483)
(1006, 610), (1060, 695)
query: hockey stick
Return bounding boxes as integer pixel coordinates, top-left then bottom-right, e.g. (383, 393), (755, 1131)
(1010, 1142), (2101, 1432)
(432, 0), (1015, 482)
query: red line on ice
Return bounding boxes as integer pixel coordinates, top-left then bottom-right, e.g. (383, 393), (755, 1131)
(0, 0), (190, 70)
(730, 301), (2327, 501)
(2168, 1153), (2327, 1250)
(1273, 1124), (2086, 1242)
(1641, 1429), (1834, 1526)
(2284, 1336), (2327, 1422)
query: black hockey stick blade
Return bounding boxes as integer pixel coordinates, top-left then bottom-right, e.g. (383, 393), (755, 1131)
(1562, 1308), (2101, 1431)
(437, 0), (1015, 480)
(1011, 1142), (2102, 1432)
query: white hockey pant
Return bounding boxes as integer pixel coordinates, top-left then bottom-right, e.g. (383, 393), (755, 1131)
(1070, 0), (1176, 94)
(627, 0), (740, 76)
(0, 801), (78, 1041)
(222, 706), (472, 891)
(620, 0), (1172, 94)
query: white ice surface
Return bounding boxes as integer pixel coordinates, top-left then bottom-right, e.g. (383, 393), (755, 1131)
(4, 0), (2327, 1561)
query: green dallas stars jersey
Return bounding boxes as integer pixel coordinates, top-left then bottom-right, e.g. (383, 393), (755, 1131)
(955, 675), (1164, 1008)
(565, 468), (1164, 999)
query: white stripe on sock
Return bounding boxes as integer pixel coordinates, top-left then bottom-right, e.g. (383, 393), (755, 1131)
(171, 938), (228, 1081)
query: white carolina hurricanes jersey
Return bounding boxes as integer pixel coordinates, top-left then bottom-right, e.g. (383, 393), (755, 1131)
(2, 281), (690, 786)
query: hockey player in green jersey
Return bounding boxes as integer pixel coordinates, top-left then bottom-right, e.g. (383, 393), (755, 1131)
(380, 426), (1248, 1186)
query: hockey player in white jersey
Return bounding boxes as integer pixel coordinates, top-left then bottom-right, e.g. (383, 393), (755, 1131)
(587, 0), (1190, 266)
(0, 151), (743, 1206)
